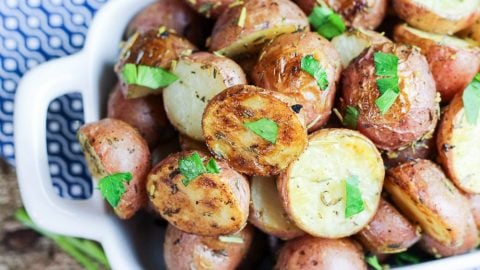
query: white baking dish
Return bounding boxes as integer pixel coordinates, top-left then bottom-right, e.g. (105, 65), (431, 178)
(13, 0), (480, 269)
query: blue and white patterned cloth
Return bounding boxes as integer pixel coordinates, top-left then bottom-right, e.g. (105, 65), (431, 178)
(0, 0), (107, 199)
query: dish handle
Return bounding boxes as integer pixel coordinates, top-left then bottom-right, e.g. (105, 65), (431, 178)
(14, 52), (107, 241)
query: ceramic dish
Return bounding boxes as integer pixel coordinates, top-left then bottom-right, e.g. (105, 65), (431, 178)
(13, 0), (480, 269)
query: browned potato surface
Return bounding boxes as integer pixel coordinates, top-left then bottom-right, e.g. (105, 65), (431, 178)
(274, 236), (367, 270)
(277, 129), (384, 238)
(340, 42), (438, 151)
(295, 0), (388, 30)
(184, 0), (235, 18)
(116, 29), (197, 98)
(437, 94), (480, 193)
(252, 32), (342, 131)
(356, 198), (421, 254)
(107, 84), (169, 149)
(394, 24), (480, 102)
(209, 0), (309, 58)
(77, 118), (151, 219)
(164, 224), (254, 270)
(459, 19), (480, 42)
(392, 0), (480, 35)
(202, 85), (308, 176)
(126, 0), (208, 46)
(147, 150), (250, 236)
(179, 134), (209, 152)
(382, 136), (436, 168)
(249, 176), (304, 240)
(385, 159), (476, 248)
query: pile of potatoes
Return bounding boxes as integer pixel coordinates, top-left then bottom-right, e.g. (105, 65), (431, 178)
(77, 0), (480, 269)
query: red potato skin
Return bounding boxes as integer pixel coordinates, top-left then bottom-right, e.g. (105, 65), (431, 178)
(467, 194), (480, 230)
(274, 236), (367, 270)
(294, 0), (388, 29)
(126, 0), (209, 47)
(183, 0), (235, 19)
(107, 84), (169, 149)
(382, 136), (436, 168)
(340, 43), (438, 151)
(77, 119), (151, 219)
(252, 32), (342, 131)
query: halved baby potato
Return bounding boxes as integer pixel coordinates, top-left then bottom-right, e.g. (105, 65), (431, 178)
(252, 32), (342, 131)
(437, 93), (480, 193)
(163, 52), (246, 141)
(277, 128), (384, 238)
(146, 150), (250, 236)
(209, 0), (309, 58)
(116, 29), (197, 99)
(394, 24), (480, 102)
(385, 159), (476, 248)
(356, 198), (421, 254)
(392, 0), (480, 34)
(77, 118), (151, 219)
(274, 236), (367, 270)
(331, 28), (391, 68)
(249, 176), (304, 240)
(164, 224), (254, 270)
(202, 85), (308, 176)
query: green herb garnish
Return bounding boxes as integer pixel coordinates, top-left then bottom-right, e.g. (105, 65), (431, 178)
(198, 2), (214, 15)
(366, 255), (383, 270)
(179, 152), (220, 186)
(345, 175), (365, 218)
(244, 118), (279, 144)
(374, 52), (400, 114)
(122, 63), (178, 90)
(308, 6), (346, 40)
(343, 106), (359, 129)
(301, 55), (329, 90)
(463, 73), (480, 125)
(98, 172), (133, 208)
(394, 251), (421, 265)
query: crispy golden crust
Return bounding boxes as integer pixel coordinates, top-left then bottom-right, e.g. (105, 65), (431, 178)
(436, 94), (480, 193)
(107, 84), (168, 149)
(77, 118), (151, 219)
(385, 159), (475, 248)
(209, 0), (309, 58)
(340, 42), (438, 151)
(356, 198), (421, 254)
(184, 0), (235, 19)
(394, 24), (480, 102)
(249, 176), (304, 240)
(459, 19), (480, 42)
(277, 129), (384, 238)
(392, 0), (480, 35)
(252, 32), (341, 131)
(274, 236), (367, 270)
(115, 29), (197, 98)
(164, 224), (254, 270)
(147, 150), (249, 236)
(126, 0), (208, 46)
(202, 85), (308, 176)
(295, 0), (388, 30)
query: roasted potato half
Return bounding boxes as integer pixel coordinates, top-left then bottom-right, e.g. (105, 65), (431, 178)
(437, 93), (480, 193)
(209, 0), (309, 58)
(116, 29), (197, 99)
(385, 159), (476, 248)
(77, 119), (151, 219)
(107, 84), (169, 149)
(147, 150), (250, 236)
(331, 28), (391, 68)
(184, 0), (235, 19)
(163, 52), (247, 141)
(202, 85), (308, 176)
(126, 0), (208, 46)
(164, 224), (254, 270)
(274, 236), (367, 270)
(249, 176), (304, 240)
(252, 32), (342, 131)
(394, 24), (480, 102)
(340, 42), (438, 151)
(356, 198), (421, 254)
(295, 0), (388, 30)
(392, 0), (480, 35)
(277, 129), (384, 238)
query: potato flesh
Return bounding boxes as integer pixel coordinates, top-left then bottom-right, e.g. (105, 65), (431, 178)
(413, 0), (479, 19)
(403, 25), (478, 49)
(285, 129), (384, 237)
(331, 32), (371, 68)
